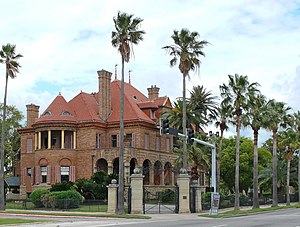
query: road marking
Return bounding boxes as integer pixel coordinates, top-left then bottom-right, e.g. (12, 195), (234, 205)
(212, 225), (228, 227)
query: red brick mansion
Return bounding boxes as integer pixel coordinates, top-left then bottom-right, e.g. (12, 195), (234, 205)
(18, 69), (178, 197)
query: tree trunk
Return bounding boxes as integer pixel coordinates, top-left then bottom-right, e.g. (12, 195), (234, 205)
(0, 73), (9, 210)
(234, 115), (240, 210)
(252, 129), (259, 209)
(216, 129), (224, 193)
(272, 130), (278, 207)
(286, 158), (291, 206)
(117, 57), (125, 214)
(182, 73), (187, 170)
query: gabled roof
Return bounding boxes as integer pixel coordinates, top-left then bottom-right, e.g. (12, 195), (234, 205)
(108, 80), (155, 124)
(36, 94), (77, 123)
(34, 79), (170, 126)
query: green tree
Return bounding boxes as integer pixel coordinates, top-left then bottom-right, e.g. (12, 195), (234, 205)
(0, 43), (23, 210)
(242, 94), (267, 208)
(0, 104), (23, 174)
(111, 11), (145, 214)
(293, 111), (300, 202)
(189, 85), (218, 126)
(264, 99), (291, 206)
(220, 74), (259, 210)
(215, 102), (231, 192)
(163, 29), (209, 170)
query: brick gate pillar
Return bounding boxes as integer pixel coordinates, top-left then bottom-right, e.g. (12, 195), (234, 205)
(177, 170), (191, 213)
(130, 168), (144, 214)
(107, 179), (118, 213)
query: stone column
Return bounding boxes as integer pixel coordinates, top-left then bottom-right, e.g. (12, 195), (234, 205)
(107, 162), (113, 175)
(161, 170), (165, 185)
(130, 169), (144, 214)
(149, 167), (154, 185)
(107, 179), (118, 213)
(61, 130), (65, 149)
(34, 133), (37, 150)
(38, 131), (41, 149)
(124, 161), (130, 185)
(73, 131), (76, 149)
(177, 171), (191, 213)
(171, 171), (174, 185)
(47, 130), (51, 149)
(191, 180), (202, 213)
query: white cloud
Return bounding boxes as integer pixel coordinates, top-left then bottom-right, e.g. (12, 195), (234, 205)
(1, 0), (300, 145)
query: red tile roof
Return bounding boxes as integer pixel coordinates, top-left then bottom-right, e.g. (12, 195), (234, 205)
(34, 80), (169, 126)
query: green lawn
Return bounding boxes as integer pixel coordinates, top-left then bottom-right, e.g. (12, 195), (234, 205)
(0, 218), (50, 225)
(6, 201), (35, 210)
(200, 203), (300, 218)
(70, 204), (107, 212)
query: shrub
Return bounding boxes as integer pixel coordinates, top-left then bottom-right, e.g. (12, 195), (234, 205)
(29, 189), (49, 208)
(50, 181), (75, 192)
(50, 190), (84, 209)
(41, 193), (56, 209)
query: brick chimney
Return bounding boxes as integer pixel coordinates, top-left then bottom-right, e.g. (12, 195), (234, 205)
(97, 69), (112, 121)
(26, 104), (39, 127)
(147, 85), (160, 100)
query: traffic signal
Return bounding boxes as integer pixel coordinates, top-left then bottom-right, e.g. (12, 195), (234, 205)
(160, 119), (169, 135)
(187, 129), (194, 143)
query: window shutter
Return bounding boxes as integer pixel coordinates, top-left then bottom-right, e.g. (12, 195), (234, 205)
(27, 139), (33, 153)
(70, 166), (76, 182)
(132, 133), (136, 147)
(35, 166), (40, 185)
(56, 166), (61, 183)
(117, 134), (120, 147)
(47, 165), (51, 184)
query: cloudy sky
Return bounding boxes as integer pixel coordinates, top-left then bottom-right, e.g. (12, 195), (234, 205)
(1, 0), (300, 144)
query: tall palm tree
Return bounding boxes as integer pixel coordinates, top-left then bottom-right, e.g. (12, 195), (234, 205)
(163, 29), (209, 170)
(0, 43), (23, 210)
(215, 102), (231, 192)
(111, 11), (145, 214)
(243, 93), (266, 209)
(293, 111), (300, 202)
(219, 74), (259, 210)
(161, 99), (202, 131)
(264, 99), (291, 207)
(189, 85), (218, 124)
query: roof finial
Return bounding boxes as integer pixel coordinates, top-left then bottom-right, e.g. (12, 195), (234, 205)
(115, 64), (118, 80)
(128, 69), (132, 84)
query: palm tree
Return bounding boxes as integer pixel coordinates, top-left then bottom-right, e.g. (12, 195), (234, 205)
(111, 11), (145, 214)
(264, 99), (291, 207)
(189, 85), (218, 125)
(215, 102), (231, 193)
(219, 74), (259, 210)
(293, 111), (300, 202)
(161, 99), (201, 131)
(243, 93), (266, 209)
(163, 29), (209, 170)
(0, 43), (23, 210)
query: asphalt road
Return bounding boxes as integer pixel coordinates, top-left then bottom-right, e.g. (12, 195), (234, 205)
(1, 208), (300, 227)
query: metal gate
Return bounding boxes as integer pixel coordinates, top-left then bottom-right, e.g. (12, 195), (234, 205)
(143, 185), (179, 214)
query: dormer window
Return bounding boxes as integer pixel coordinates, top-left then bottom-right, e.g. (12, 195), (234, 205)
(61, 111), (72, 116)
(43, 111), (52, 116)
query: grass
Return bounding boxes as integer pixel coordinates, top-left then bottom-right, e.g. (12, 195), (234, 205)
(69, 204), (107, 212)
(0, 210), (151, 219)
(0, 218), (50, 225)
(200, 203), (300, 218)
(6, 201), (35, 210)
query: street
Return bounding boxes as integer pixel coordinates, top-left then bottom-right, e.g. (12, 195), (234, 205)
(1, 208), (300, 227)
